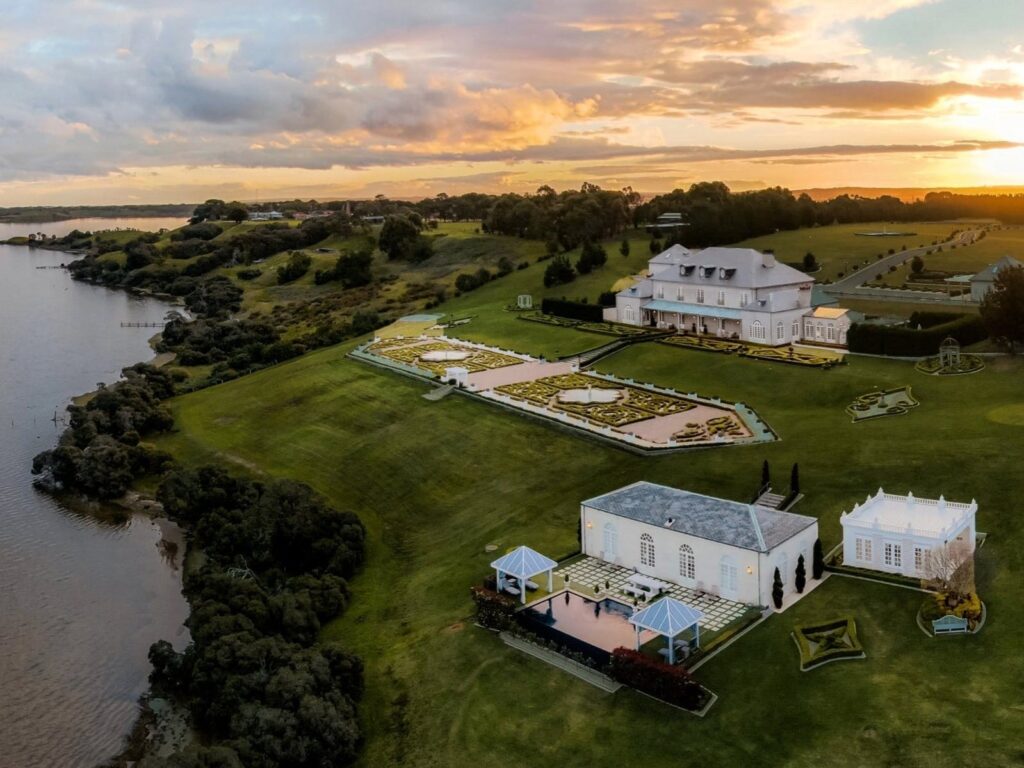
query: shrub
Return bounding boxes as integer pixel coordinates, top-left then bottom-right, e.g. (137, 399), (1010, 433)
(471, 586), (517, 630)
(541, 297), (604, 322)
(597, 290), (617, 307)
(576, 241), (607, 275)
(609, 648), (706, 711)
(812, 538), (824, 580)
(772, 568), (784, 609)
(276, 251), (312, 284)
(544, 255), (576, 287)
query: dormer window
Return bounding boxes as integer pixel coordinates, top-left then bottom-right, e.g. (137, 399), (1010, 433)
(680, 265), (695, 276)
(700, 266), (715, 278)
(720, 268), (736, 280)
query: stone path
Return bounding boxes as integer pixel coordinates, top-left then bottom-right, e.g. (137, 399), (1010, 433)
(557, 557), (749, 633)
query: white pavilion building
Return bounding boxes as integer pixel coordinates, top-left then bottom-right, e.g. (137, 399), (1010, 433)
(840, 489), (977, 578)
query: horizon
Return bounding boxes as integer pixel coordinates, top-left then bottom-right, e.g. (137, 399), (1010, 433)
(4, 2), (1024, 205)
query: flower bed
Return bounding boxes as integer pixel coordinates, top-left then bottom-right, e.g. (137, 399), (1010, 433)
(845, 386), (919, 422)
(741, 346), (840, 368)
(792, 617), (864, 671)
(915, 354), (985, 376)
(519, 313), (659, 337)
(495, 372), (699, 428)
(368, 340), (523, 376)
(659, 335), (745, 354)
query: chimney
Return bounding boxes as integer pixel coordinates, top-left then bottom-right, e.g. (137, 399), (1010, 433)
(762, 251), (776, 268)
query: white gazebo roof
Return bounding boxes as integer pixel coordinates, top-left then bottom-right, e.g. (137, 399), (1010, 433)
(490, 546), (557, 579)
(629, 597), (704, 638)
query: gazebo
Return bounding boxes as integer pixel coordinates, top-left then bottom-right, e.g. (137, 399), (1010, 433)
(628, 597), (704, 665)
(939, 337), (961, 369)
(491, 546), (557, 604)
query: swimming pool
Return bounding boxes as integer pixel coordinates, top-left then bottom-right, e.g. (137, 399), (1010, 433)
(519, 590), (643, 653)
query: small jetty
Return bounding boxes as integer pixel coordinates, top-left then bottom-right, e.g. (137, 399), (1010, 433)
(120, 322), (164, 328)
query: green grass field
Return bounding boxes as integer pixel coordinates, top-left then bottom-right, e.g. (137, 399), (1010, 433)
(733, 221), (974, 282)
(153, 278), (1024, 768)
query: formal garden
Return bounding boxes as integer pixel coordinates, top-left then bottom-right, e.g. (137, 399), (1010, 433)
(659, 334), (843, 368)
(792, 617), (865, 671)
(914, 338), (985, 376)
(519, 311), (661, 338)
(845, 386), (919, 422)
(364, 338), (524, 376)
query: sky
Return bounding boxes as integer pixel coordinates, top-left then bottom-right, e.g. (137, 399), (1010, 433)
(2, 0), (1024, 205)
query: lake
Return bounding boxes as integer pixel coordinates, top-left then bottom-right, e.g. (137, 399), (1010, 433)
(0, 218), (190, 766)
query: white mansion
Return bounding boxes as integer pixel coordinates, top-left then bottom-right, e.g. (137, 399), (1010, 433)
(612, 245), (860, 347)
(580, 481), (819, 607)
(840, 489), (977, 579)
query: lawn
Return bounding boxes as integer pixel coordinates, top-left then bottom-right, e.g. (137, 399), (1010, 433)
(154, 298), (1024, 768)
(733, 221), (973, 282)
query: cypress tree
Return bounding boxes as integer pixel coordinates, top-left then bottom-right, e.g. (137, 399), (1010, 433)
(772, 567), (784, 609)
(795, 554), (806, 594)
(620, 239), (630, 258)
(761, 459), (770, 489)
(812, 538), (824, 580)
(790, 462), (800, 494)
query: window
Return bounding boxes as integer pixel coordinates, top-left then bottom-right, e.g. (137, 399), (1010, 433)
(827, 325), (835, 342)
(696, 288), (704, 304)
(719, 556), (738, 595)
(914, 546), (925, 572)
(624, 305), (634, 323)
(792, 320), (800, 338)
(855, 537), (873, 563)
(717, 290), (725, 306)
(603, 522), (618, 558)
(676, 286), (684, 300)
(815, 322), (823, 339)
(679, 544), (695, 581)
(751, 321), (765, 341)
(656, 284), (664, 299)
(640, 533), (655, 567)
(776, 321), (784, 341)
(741, 293), (750, 307)
(883, 542), (902, 568)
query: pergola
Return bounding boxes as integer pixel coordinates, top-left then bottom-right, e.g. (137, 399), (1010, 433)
(490, 545), (557, 604)
(628, 597), (705, 665)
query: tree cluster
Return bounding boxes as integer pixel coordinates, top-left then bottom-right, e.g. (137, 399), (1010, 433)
(378, 215), (434, 262)
(314, 250), (374, 288)
(31, 364), (176, 498)
(143, 466), (367, 768)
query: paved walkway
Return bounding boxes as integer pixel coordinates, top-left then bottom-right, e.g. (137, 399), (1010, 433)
(558, 557), (749, 633)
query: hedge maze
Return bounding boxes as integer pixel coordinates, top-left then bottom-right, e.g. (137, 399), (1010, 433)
(368, 340), (522, 376)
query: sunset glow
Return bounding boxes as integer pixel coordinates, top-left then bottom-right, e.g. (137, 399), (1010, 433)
(4, 0), (1024, 203)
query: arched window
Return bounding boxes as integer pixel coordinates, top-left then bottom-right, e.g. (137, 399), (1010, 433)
(792, 320), (800, 339)
(679, 544), (695, 581)
(751, 320), (765, 341)
(640, 533), (655, 567)
(603, 522), (618, 558)
(719, 555), (738, 596)
(776, 321), (784, 340)
(777, 553), (789, 585)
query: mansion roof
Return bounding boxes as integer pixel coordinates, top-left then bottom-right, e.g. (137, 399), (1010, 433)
(582, 481), (817, 553)
(640, 245), (811, 291)
(971, 255), (1023, 283)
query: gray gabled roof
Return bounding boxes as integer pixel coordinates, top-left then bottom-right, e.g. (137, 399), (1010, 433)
(582, 481), (816, 552)
(647, 246), (811, 290)
(971, 256), (1023, 283)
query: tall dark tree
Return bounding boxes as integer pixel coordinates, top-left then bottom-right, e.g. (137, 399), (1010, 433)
(772, 568), (784, 609)
(795, 555), (807, 594)
(790, 462), (800, 494)
(812, 538), (825, 580)
(620, 239), (630, 258)
(802, 252), (818, 272)
(911, 255), (925, 274)
(544, 255), (575, 287)
(980, 265), (1024, 351)
(761, 459), (770, 489)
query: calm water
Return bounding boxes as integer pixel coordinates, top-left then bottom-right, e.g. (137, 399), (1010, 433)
(0, 218), (190, 766)
(522, 591), (637, 652)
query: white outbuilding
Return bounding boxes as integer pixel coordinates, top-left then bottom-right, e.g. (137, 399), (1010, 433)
(840, 489), (977, 578)
(580, 481), (819, 607)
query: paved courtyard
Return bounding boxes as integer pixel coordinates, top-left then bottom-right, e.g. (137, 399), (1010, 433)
(555, 556), (750, 633)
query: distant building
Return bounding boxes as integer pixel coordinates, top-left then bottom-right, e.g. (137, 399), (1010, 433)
(249, 210), (284, 221)
(580, 481), (819, 606)
(841, 489), (977, 579)
(969, 255), (1023, 302)
(802, 307), (863, 347)
(361, 215), (386, 225)
(645, 212), (688, 234)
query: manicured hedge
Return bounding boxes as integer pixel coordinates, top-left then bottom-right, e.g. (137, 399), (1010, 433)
(848, 313), (986, 356)
(609, 647), (707, 710)
(541, 297), (605, 323)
